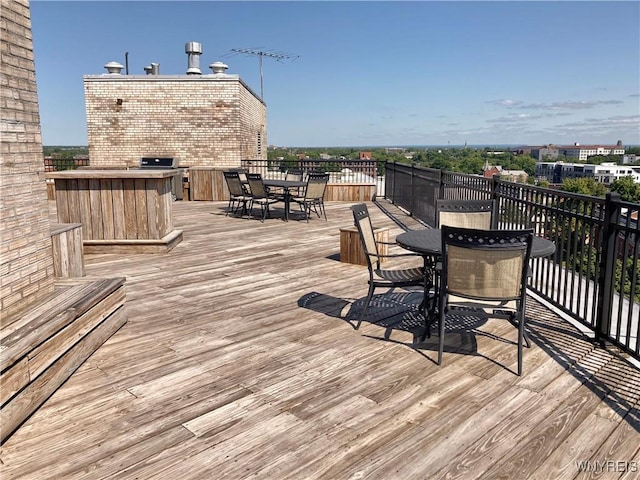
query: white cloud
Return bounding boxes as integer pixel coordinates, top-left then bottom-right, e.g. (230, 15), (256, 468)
(520, 100), (623, 110)
(486, 99), (523, 107)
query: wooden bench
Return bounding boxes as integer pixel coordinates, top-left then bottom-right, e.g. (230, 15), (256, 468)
(51, 223), (85, 277)
(339, 225), (389, 266)
(0, 277), (126, 443)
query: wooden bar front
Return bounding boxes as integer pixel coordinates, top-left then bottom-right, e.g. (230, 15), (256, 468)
(189, 167), (230, 201)
(47, 169), (182, 253)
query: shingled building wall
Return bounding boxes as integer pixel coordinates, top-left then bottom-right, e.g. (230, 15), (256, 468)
(83, 75), (267, 168)
(0, 0), (56, 315)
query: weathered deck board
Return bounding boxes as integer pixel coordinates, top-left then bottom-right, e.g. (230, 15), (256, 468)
(1, 200), (638, 479)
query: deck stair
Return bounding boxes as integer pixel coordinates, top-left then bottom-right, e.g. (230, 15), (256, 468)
(0, 277), (126, 443)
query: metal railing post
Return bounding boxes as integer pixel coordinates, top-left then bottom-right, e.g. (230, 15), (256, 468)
(410, 163), (416, 216)
(595, 192), (621, 344)
(391, 161), (396, 202)
(491, 174), (500, 201)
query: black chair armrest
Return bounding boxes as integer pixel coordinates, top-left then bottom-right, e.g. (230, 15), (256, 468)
(371, 252), (424, 259)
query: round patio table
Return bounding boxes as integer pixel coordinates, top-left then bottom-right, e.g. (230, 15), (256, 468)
(396, 228), (556, 259)
(263, 179), (306, 221)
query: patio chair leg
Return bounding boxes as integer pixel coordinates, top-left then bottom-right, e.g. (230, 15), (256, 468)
(517, 311), (525, 376)
(437, 308), (445, 365)
(356, 283), (375, 330)
(507, 311), (531, 348)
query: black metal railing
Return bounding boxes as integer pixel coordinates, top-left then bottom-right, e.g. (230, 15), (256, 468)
(44, 156), (90, 172)
(241, 159), (379, 184)
(385, 162), (640, 360)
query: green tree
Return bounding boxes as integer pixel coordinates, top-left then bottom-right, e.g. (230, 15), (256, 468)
(560, 177), (607, 197)
(610, 176), (640, 202)
(624, 146), (640, 155)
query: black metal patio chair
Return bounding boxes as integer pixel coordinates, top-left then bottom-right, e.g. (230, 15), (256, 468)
(246, 173), (279, 222)
(223, 170), (250, 216)
(292, 172), (329, 222)
(437, 226), (534, 375)
(350, 203), (425, 330)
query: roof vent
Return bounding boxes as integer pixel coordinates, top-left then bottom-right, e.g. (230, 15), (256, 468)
(209, 61), (228, 74)
(104, 61), (124, 74)
(144, 63), (160, 75)
(185, 42), (202, 75)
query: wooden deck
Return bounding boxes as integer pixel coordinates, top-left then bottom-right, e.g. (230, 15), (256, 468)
(1, 200), (639, 479)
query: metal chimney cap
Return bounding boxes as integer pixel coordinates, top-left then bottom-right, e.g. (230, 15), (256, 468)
(104, 61), (124, 74)
(185, 41), (203, 75)
(185, 42), (203, 54)
(209, 61), (229, 74)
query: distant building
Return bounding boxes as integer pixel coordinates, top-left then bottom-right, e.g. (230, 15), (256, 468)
(359, 151), (372, 160)
(528, 143), (625, 161)
(593, 163), (640, 185)
(559, 143), (625, 162)
(83, 44), (266, 168)
(535, 161), (640, 185)
(529, 145), (560, 161)
(483, 163), (528, 183)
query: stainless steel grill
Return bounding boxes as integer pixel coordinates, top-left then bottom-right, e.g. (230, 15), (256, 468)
(139, 157), (183, 200)
(140, 157), (178, 169)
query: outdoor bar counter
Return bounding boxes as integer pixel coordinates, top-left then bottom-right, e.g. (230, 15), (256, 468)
(46, 169), (182, 254)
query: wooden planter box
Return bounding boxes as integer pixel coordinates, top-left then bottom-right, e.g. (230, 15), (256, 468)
(339, 226), (389, 266)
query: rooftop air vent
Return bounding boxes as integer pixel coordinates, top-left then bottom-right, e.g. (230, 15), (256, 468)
(209, 61), (228, 74)
(143, 63), (160, 75)
(185, 42), (202, 75)
(104, 61), (124, 74)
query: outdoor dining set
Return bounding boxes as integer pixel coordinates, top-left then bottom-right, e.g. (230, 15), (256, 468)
(223, 168), (329, 222)
(349, 199), (556, 376)
(222, 167), (557, 375)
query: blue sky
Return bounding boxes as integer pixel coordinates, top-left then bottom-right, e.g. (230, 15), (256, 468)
(31, 1), (640, 147)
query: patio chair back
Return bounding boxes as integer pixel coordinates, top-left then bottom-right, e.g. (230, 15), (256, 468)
(350, 203), (425, 330)
(303, 172), (329, 201)
(285, 168), (303, 182)
(223, 170), (246, 197)
(351, 203), (381, 269)
(292, 172), (329, 222)
(441, 226), (532, 301)
(436, 199), (497, 229)
(438, 225), (534, 375)
(236, 168), (248, 183)
(246, 173), (269, 199)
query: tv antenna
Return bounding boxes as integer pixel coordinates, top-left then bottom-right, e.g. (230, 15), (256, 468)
(229, 48), (298, 99)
